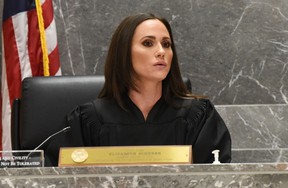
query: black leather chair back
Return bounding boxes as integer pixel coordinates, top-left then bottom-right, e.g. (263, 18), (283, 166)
(11, 75), (105, 151)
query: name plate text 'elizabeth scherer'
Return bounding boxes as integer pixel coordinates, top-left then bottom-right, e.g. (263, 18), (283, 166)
(59, 145), (192, 167)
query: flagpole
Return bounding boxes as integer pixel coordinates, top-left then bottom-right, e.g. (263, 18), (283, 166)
(35, 0), (50, 76)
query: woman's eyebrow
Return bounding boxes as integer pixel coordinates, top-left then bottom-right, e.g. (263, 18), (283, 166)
(140, 36), (171, 40)
(140, 36), (156, 40)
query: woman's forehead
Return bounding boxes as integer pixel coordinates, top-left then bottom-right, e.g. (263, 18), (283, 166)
(133, 19), (170, 39)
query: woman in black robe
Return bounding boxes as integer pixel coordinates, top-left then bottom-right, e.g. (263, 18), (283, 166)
(48, 13), (231, 166)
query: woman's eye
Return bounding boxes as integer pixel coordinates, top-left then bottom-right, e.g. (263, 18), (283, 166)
(142, 40), (153, 47)
(162, 41), (171, 48)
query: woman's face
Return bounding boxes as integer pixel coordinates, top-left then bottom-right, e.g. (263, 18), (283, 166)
(131, 19), (173, 83)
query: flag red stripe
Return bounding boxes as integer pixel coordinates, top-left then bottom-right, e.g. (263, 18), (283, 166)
(0, 92), (3, 150)
(27, 10), (43, 76)
(42, 0), (54, 29)
(48, 45), (60, 75)
(2, 18), (22, 104)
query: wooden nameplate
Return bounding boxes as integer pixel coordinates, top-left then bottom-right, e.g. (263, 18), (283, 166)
(58, 145), (192, 167)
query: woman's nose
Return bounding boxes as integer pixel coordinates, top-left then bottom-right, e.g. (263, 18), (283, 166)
(155, 44), (165, 58)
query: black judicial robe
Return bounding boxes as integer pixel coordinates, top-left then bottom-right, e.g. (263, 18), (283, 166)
(46, 96), (231, 166)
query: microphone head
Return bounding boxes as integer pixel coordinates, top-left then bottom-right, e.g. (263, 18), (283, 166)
(63, 126), (71, 133)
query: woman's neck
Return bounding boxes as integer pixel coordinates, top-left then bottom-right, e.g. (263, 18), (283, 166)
(129, 81), (162, 120)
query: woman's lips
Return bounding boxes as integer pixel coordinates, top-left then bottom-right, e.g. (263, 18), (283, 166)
(154, 62), (167, 70)
(154, 61), (167, 67)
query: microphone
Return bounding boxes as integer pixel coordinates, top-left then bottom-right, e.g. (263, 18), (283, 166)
(33, 126), (71, 151)
(25, 126), (71, 162)
(8, 126), (71, 168)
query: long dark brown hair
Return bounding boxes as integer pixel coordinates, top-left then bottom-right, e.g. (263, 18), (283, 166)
(99, 13), (198, 109)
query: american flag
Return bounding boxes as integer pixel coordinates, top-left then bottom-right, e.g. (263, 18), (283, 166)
(1, 0), (61, 151)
